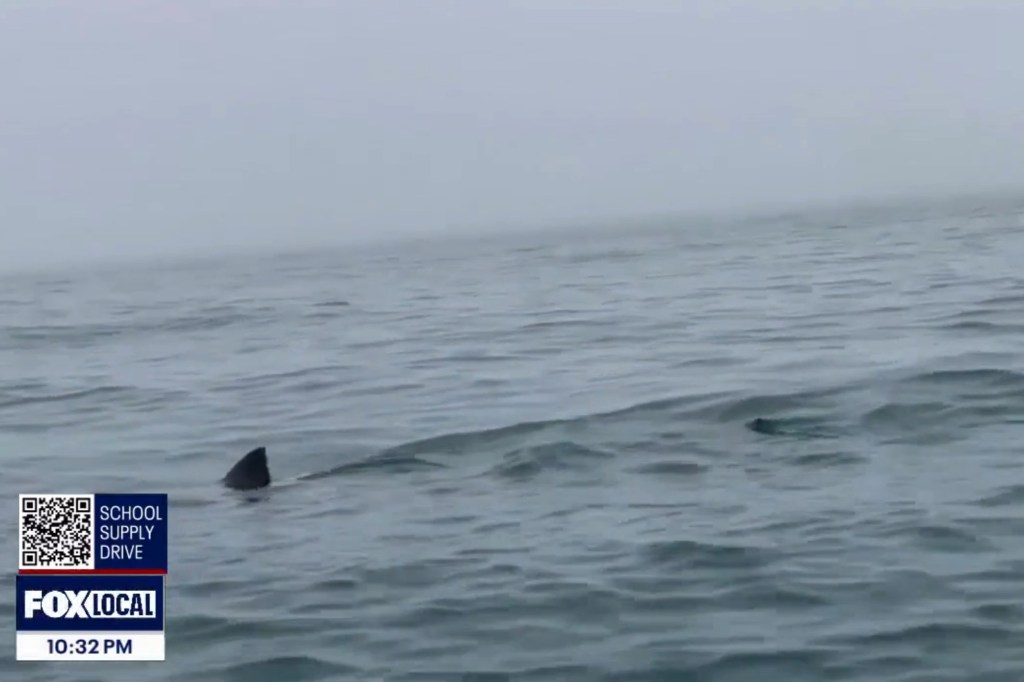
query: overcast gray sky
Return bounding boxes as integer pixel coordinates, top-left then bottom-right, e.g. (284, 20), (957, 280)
(3, 1), (1023, 272)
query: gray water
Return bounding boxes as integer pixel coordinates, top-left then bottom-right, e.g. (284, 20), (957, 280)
(3, 198), (1024, 681)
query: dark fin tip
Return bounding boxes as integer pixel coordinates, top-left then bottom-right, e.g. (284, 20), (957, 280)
(223, 446), (271, 490)
(746, 417), (779, 435)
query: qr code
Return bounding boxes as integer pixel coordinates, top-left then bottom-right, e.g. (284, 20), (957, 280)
(19, 494), (94, 570)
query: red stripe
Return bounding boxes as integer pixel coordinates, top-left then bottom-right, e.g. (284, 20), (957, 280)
(18, 568), (167, 575)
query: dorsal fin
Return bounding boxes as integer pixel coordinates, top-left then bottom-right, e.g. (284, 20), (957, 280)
(223, 446), (271, 490)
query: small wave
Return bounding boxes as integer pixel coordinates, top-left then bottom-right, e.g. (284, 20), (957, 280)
(157, 309), (263, 333)
(976, 292), (1024, 306)
(703, 387), (850, 423)
(1, 305), (280, 350)
(970, 602), (1024, 622)
(977, 485), (1024, 507)
(860, 401), (954, 430)
(306, 300), (351, 319)
(190, 655), (361, 682)
(491, 441), (616, 480)
(688, 648), (833, 680)
(745, 416), (843, 439)
(901, 523), (996, 553)
(840, 620), (1013, 647)
(208, 364), (352, 393)
(376, 418), (575, 460)
(941, 320), (1024, 333)
(791, 451), (866, 467)
(309, 577), (359, 591)
(298, 454), (446, 482)
(397, 664), (597, 681)
(1, 323), (121, 350)
(169, 613), (296, 642)
(0, 385), (133, 411)
(720, 581), (830, 609)
(906, 367), (1024, 387)
(642, 539), (777, 570)
(584, 392), (736, 422)
(560, 247), (646, 264)
(861, 370), (1024, 431)
(517, 318), (613, 332)
(628, 461), (708, 476)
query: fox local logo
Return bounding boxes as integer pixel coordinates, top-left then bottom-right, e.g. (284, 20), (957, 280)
(24, 589), (157, 620)
(17, 568), (164, 634)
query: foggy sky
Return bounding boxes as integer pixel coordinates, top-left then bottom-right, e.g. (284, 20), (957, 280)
(3, 1), (1024, 272)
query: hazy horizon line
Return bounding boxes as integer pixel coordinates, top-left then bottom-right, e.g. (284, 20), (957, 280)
(5, 181), (1023, 281)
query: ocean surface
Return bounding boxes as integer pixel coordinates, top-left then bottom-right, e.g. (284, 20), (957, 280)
(2, 196), (1024, 681)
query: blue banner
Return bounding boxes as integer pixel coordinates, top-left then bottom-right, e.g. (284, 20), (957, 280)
(16, 574), (164, 632)
(94, 493), (168, 573)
